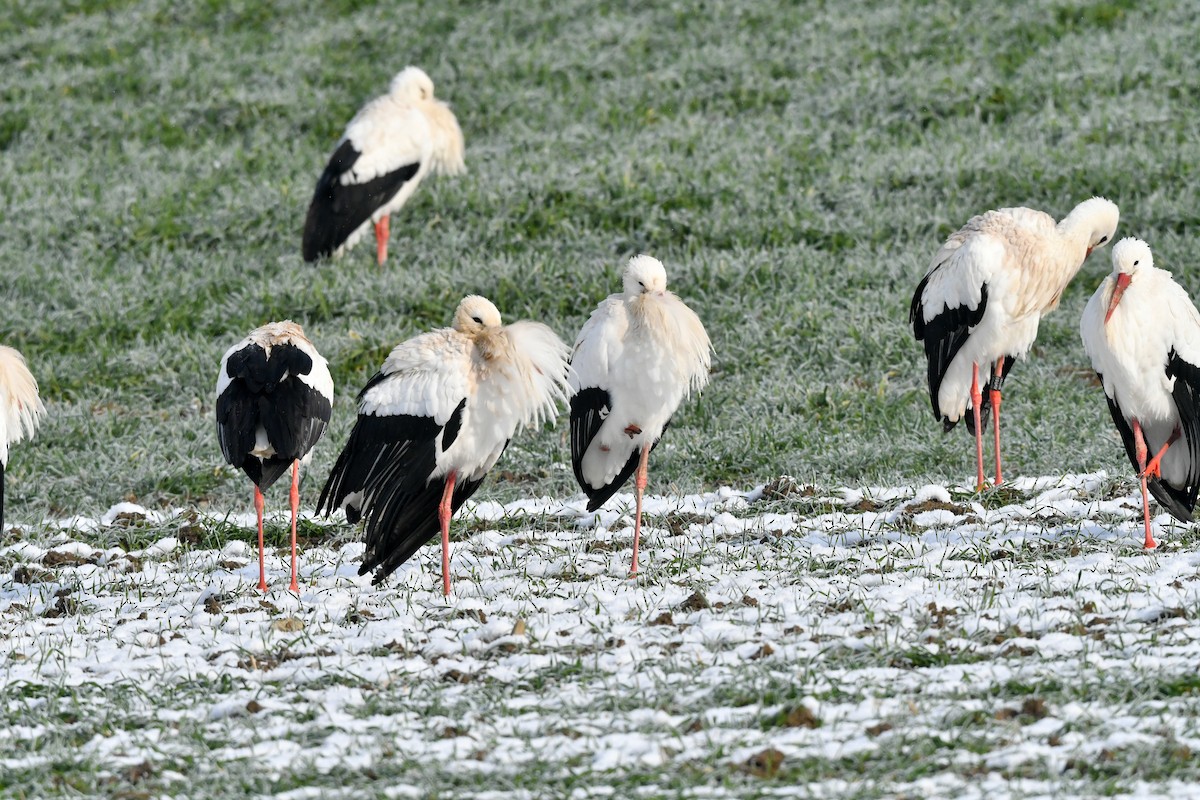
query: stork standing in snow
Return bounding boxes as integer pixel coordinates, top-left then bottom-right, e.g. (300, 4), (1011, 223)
(318, 296), (570, 595)
(910, 197), (1119, 490)
(0, 346), (46, 533)
(302, 66), (465, 266)
(569, 255), (712, 576)
(216, 322), (334, 592)
(1081, 238), (1200, 549)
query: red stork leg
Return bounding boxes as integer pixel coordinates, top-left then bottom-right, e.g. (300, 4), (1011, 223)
(1132, 418), (1157, 550)
(991, 356), (1005, 486)
(288, 460), (300, 593)
(439, 470), (458, 596)
(374, 216), (390, 266)
(630, 445), (651, 577)
(254, 484), (268, 592)
(1143, 425), (1182, 480)
(971, 363), (986, 491)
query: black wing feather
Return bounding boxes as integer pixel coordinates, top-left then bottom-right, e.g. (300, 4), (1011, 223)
(360, 472), (485, 585)
(317, 403), (489, 585)
(442, 399), (467, 451)
(1103, 377), (1196, 523)
(216, 345), (268, 467)
(570, 387), (609, 499)
(257, 344), (332, 464)
(570, 387), (668, 512)
(317, 412), (440, 519)
(302, 140), (421, 262)
(241, 455), (294, 490)
(910, 275), (989, 430)
(216, 342), (332, 491)
(1159, 351), (1200, 519)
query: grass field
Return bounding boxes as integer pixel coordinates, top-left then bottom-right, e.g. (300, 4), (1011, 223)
(4, 0), (1200, 797)
(6, 477), (1200, 799)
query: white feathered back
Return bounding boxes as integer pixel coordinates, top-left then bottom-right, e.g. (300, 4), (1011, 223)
(426, 100), (465, 177)
(502, 321), (571, 429)
(0, 345), (46, 466)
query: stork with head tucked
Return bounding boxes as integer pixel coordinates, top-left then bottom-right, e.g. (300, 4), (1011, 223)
(302, 66), (465, 266)
(910, 197), (1119, 490)
(216, 322), (334, 591)
(318, 296), (570, 595)
(1081, 237), (1200, 549)
(569, 255), (712, 577)
(0, 346), (46, 533)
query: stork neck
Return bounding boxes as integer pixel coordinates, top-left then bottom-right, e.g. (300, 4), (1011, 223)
(1055, 208), (1103, 255)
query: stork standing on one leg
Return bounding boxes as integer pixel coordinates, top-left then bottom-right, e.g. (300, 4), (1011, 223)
(569, 255), (712, 577)
(0, 346), (46, 533)
(302, 66), (465, 266)
(318, 296), (570, 595)
(216, 322), (334, 591)
(910, 197), (1119, 490)
(1081, 237), (1200, 549)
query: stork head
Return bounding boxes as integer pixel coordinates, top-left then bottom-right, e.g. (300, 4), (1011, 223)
(453, 295), (502, 335)
(1066, 196), (1119, 258)
(623, 254), (668, 298)
(1104, 237), (1153, 323)
(390, 66), (435, 102)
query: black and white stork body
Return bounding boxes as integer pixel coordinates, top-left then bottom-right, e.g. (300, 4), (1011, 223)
(216, 322), (334, 592)
(302, 66), (465, 266)
(569, 255), (712, 576)
(910, 197), (1119, 490)
(1081, 238), (1200, 549)
(0, 346), (46, 533)
(318, 296), (569, 595)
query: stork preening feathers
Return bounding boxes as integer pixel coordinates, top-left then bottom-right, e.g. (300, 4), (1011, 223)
(216, 322), (334, 592)
(302, 66), (465, 266)
(1082, 238), (1200, 549)
(910, 197), (1120, 490)
(569, 255), (712, 576)
(318, 296), (570, 595)
(0, 346), (46, 533)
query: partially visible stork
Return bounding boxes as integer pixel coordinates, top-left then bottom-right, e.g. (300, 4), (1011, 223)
(910, 197), (1119, 490)
(318, 296), (569, 595)
(302, 66), (465, 266)
(1081, 237), (1200, 549)
(216, 322), (334, 591)
(0, 346), (46, 533)
(569, 255), (712, 576)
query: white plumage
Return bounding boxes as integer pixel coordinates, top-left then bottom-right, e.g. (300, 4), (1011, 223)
(1081, 237), (1200, 548)
(319, 295), (570, 595)
(215, 321), (334, 591)
(302, 66), (465, 265)
(911, 197), (1119, 489)
(0, 346), (44, 467)
(0, 345), (46, 532)
(569, 255), (712, 576)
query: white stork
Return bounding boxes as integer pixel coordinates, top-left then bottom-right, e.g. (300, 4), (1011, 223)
(216, 322), (334, 592)
(1081, 238), (1200, 549)
(302, 66), (465, 266)
(569, 255), (712, 576)
(910, 197), (1119, 490)
(318, 295), (569, 595)
(0, 346), (46, 533)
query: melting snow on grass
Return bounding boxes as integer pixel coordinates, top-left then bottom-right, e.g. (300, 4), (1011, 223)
(3, 472), (1200, 798)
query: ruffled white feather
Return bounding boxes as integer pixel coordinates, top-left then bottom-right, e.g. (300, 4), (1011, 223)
(0, 346), (46, 466)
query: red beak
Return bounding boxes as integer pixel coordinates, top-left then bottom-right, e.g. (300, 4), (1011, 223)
(1086, 246), (1094, 258)
(1105, 272), (1131, 323)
